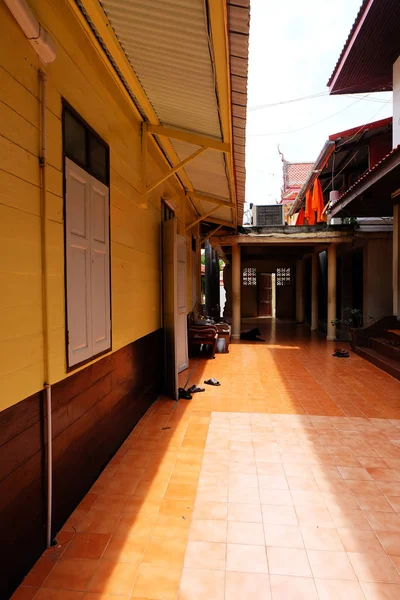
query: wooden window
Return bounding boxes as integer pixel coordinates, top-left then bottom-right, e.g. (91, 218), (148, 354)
(64, 106), (111, 368)
(243, 267), (256, 286)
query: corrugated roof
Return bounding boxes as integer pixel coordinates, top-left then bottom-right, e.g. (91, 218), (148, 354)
(328, 0), (400, 94)
(96, 0), (249, 226)
(327, 0), (370, 88)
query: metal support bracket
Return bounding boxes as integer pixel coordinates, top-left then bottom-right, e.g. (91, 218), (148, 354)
(201, 225), (222, 245)
(186, 205), (220, 231)
(147, 146), (206, 194)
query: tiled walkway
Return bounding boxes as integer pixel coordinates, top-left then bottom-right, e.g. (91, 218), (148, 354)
(12, 322), (400, 599)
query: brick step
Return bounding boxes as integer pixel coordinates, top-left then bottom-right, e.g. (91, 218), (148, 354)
(370, 337), (400, 363)
(356, 346), (400, 381)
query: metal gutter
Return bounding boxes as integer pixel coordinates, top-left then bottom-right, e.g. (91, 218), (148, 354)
(288, 141), (335, 217)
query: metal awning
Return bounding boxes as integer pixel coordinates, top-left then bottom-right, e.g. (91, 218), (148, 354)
(77, 0), (249, 227)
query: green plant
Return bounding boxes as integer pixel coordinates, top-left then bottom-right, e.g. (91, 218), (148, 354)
(331, 307), (374, 329)
(343, 216), (358, 226)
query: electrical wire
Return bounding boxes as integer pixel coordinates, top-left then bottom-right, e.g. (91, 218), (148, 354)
(248, 94), (371, 137)
(249, 92), (389, 111)
(335, 99), (391, 149)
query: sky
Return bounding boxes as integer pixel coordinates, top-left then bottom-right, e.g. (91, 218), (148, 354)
(245, 0), (392, 218)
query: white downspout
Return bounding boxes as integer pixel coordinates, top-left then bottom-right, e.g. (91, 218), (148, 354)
(39, 69), (53, 549)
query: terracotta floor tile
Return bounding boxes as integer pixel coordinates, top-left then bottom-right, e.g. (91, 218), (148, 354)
(267, 547), (311, 577)
(259, 489), (292, 506)
(22, 557), (56, 588)
(365, 511), (400, 531)
(82, 594), (129, 600)
(264, 524), (304, 549)
(34, 591), (83, 600)
(101, 534), (148, 562)
(301, 526), (344, 551)
(86, 561), (139, 595)
(178, 567), (225, 600)
(227, 502), (262, 522)
(361, 581), (400, 600)
(295, 505), (334, 528)
(189, 518), (227, 542)
(337, 528), (384, 554)
(225, 571), (271, 599)
(64, 533), (110, 560)
(355, 494), (395, 512)
(262, 505), (298, 526)
(332, 509), (372, 530)
(227, 521), (265, 545)
(376, 531), (400, 555)
(337, 466), (372, 480)
(131, 564), (181, 600)
(77, 510), (121, 535)
(142, 537), (187, 567)
(348, 552), (400, 583)
(315, 578), (366, 599)
(367, 469), (400, 482)
(346, 480), (381, 495)
(226, 543), (269, 573)
(269, 575), (318, 599)
(10, 587), (39, 600)
(43, 557), (99, 591)
(184, 541), (226, 570)
(307, 550), (356, 580)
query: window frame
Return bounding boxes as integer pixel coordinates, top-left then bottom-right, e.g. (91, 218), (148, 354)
(62, 101), (112, 372)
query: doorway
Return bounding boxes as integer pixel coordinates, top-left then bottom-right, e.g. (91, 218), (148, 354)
(162, 216), (188, 400)
(258, 273), (276, 317)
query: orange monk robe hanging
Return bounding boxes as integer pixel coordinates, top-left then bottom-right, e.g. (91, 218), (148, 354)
(305, 190), (315, 225)
(296, 208), (305, 225)
(312, 177), (326, 222)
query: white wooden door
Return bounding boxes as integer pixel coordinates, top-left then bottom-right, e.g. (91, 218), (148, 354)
(177, 235), (188, 373)
(163, 218), (178, 399)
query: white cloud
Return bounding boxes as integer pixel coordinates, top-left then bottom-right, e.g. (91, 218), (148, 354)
(245, 0), (392, 206)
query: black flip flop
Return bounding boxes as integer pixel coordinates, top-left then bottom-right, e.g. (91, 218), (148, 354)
(333, 350), (349, 358)
(188, 385), (205, 393)
(204, 378), (220, 386)
(178, 388), (192, 399)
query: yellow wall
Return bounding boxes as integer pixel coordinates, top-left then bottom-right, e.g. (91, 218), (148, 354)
(0, 0), (198, 411)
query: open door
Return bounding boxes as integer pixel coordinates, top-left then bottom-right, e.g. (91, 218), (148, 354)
(177, 235), (189, 373)
(162, 218), (188, 400)
(258, 273), (273, 316)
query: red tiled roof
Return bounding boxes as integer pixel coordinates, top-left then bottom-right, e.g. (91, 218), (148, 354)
(286, 163), (313, 187)
(331, 144), (400, 206)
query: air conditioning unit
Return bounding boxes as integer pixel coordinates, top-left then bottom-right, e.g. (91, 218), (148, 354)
(251, 204), (284, 227)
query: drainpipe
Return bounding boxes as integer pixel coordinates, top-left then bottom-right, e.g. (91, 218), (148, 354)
(5, 0), (56, 550)
(39, 70), (53, 549)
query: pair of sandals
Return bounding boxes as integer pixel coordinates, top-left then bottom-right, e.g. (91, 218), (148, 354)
(333, 348), (350, 358)
(178, 378), (221, 400)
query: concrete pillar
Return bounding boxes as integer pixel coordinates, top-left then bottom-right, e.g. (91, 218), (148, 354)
(394, 204), (400, 317)
(311, 251), (319, 331)
(296, 259), (305, 323)
(232, 244), (241, 339)
(327, 244), (337, 341)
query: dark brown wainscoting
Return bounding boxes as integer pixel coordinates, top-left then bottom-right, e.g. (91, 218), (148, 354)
(0, 329), (163, 599)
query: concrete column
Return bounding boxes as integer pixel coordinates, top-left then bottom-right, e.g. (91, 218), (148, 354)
(296, 259), (305, 323)
(311, 251), (319, 331)
(232, 244), (241, 339)
(327, 244), (337, 341)
(394, 204), (400, 317)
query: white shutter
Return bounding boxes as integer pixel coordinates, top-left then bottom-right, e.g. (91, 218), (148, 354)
(90, 177), (111, 356)
(65, 158), (93, 366)
(65, 158), (111, 367)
